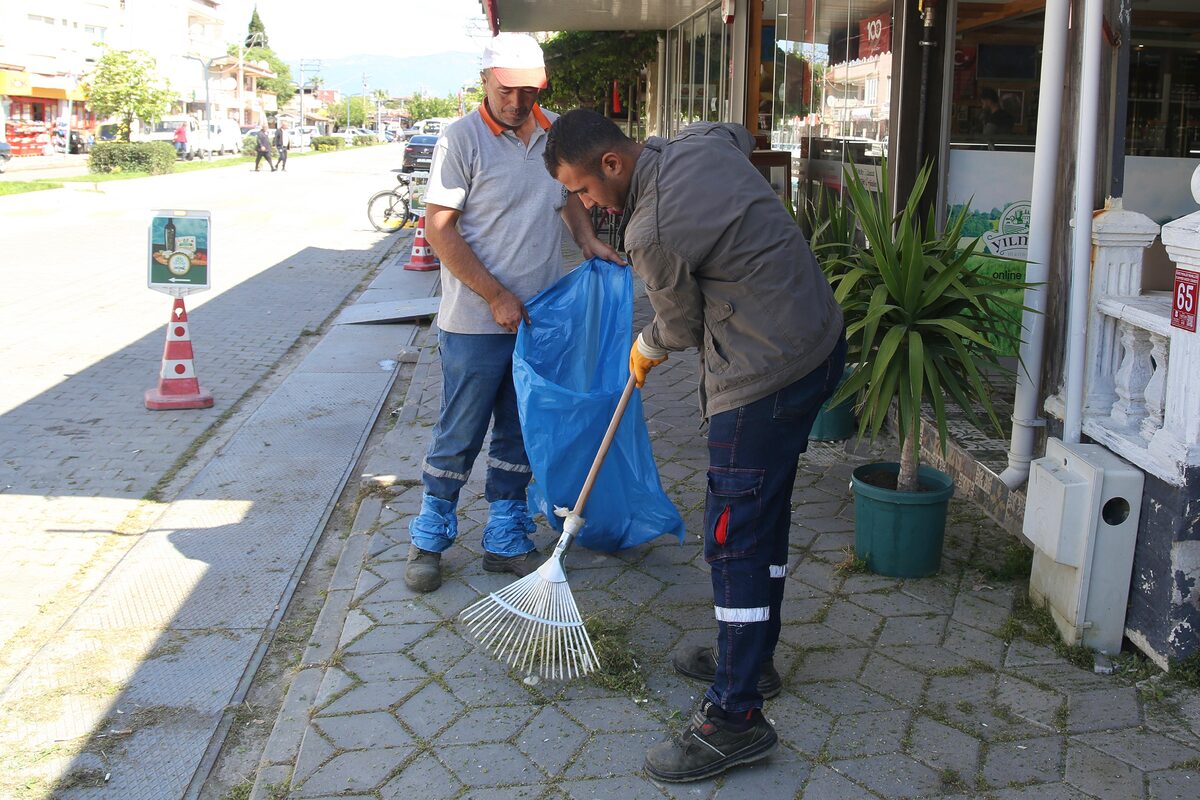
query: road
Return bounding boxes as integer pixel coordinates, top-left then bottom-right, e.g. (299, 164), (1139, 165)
(0, 145), (405, 693)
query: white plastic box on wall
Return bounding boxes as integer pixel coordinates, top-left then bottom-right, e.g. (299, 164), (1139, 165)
(1024, 439), (1144, 655)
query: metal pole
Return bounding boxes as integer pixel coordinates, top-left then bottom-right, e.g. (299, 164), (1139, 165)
(298, 63), (304, 149)
(203, 58), (212, 160)
(1064, 0), (1105, 444)
(237, 42), (244, 127)
(1001, 0), (1070, 487)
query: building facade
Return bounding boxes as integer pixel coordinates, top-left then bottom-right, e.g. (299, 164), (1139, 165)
(484, 0), (1200, 669)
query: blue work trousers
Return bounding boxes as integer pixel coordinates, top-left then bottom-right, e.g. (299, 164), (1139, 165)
(419, 331), (533, 551)
(704, 335), (847, 713)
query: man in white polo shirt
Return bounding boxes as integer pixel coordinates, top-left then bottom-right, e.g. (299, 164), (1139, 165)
(405, 33), (624, 593)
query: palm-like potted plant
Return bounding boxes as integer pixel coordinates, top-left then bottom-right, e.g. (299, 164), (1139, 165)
(826, 158), (1030, 577)
(801, 186), (861, 441)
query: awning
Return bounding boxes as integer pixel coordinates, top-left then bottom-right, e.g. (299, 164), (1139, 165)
(481, 0), (714, 32)
(0, 69), (87, 101)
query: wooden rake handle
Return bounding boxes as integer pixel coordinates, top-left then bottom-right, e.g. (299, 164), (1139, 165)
(570, 374), (638, 517)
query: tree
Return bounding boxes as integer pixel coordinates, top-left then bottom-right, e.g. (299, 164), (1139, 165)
(326, 96), (373, 129)
(406, 92), (458, 121)
(80, 46), (173, 141)
(226, 44), (295, 102)
(538, 31), (657, 112)
(246, 6), (269, 48)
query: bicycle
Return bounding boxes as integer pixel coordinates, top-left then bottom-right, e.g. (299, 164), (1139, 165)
(367, 173), (418, 233)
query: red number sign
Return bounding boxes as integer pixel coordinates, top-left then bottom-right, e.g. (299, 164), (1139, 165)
(859, 13), (892, 59)
(1172, 268), (1198, 333)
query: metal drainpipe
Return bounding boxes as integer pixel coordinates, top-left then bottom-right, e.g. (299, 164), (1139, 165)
(1000, 0), (1071, 488)
(915, 1), (937, 163)
(1064, 0), (1105, 444)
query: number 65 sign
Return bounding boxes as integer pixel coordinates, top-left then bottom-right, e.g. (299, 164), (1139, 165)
(1172, 269), (1198, 333)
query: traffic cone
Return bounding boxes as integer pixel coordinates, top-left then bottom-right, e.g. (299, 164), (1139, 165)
(145, 297), (214, 410)
(404, 214), (440, 271)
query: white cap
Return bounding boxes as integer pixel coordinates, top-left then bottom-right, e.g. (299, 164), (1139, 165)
(481, 33), (547, 89)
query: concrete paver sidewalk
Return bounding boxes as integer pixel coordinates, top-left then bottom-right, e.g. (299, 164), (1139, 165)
(256, 293), (1200, 800)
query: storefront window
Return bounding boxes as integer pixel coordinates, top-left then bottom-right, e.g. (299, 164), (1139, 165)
(663, 1), (733, 137)
(761, 0), (893, 208)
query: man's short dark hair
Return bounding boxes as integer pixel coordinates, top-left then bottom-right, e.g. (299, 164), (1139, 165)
(980, 87), (1000, 104)
(543, 109), (630, 177)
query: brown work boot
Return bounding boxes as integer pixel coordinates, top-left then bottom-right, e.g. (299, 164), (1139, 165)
(404, 544), (442, 593)
(482, 549), (544, 578)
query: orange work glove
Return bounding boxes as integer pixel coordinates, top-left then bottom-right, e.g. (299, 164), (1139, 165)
(629, 335), (668, 388)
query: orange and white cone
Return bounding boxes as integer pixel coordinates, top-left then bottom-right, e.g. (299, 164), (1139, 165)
(404, 214), (440, 271)
(145, 297), (214, 410)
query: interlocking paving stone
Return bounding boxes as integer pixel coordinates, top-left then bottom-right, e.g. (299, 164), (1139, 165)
(1067, 686), (1141, 733)
(712, 743), (813, 797)
(438, 705), (537, 744)
(342, 623), (436, 655)
(318, 679), (422, 716)
(907, 715), (981, 776)
(339, 652), (428, 683)
(996, 674), (1063, 730)
(801, 765), (876, 799)
(991, 783), (1094, 799)
(849, 591), (942, 617)
(562, 731), (665, 779)
(826, 709), (910, 757)
(982, 736), (1066, 787)
(395, 681), (464, 739)
(798, 647), (871, 682)
(292, 726), (336, 783)
(831, 753), (943, 798)
(821, 600), (883, 642)
(795, 680), (895, 715)
(953, 591), (1015, 631)
(857, 653), (928, 707)
(1147, 768), (1200, 800)
(297, 748), (407, 796)
(877, 614), (948, 647)
(440, 742), (543, 786)
(517, 705), (589, 776)
(1065, 743), (1146, 799)
(378, 752), (460, 800)
(559, 697), (663, 732)
(316, 711), (413, 750)
(942, 620), (1007, 667)
(561, 775), (673, 799)
(1079, 728), (1200, 772)
(763, 693), (835, 757)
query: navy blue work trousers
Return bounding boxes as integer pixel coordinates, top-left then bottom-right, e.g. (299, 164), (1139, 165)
(704, 335), (847, 713)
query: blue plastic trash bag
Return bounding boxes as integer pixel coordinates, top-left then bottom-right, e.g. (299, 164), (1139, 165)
(513, 258), (685, 552)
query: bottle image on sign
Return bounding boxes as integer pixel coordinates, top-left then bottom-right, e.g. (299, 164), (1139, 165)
(164, 218), (176, 251)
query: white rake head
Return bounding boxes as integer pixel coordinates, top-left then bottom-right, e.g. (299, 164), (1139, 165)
(460, 529), (601, 680)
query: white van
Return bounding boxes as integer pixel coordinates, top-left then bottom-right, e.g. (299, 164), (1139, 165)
(134, 115), (202, 157)
(203, 118), (243, 155)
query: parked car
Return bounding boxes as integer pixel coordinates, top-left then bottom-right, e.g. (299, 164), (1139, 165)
(402, 134), (437, 172)
(133, 115), (205, 158)
(0, 140), (11, 173)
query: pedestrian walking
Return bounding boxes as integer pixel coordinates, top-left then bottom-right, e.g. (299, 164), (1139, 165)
(543, 110), (846, 782)
(274, 121), (290, 171)
(254, 126), (274, 172)
(403, 33), (624, 594)
(174, 122), (188, 158)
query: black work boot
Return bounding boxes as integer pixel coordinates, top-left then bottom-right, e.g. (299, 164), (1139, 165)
(645, 700), (778, 782)
(482, 549), (543, 578)
(672, 646), (783, 699)
(404, 544), (442, 593)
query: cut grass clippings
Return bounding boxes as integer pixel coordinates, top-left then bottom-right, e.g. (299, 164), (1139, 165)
(584, 616), (648, 698)
(999, 592), (1094, 670)
(833, 546), (869, 576)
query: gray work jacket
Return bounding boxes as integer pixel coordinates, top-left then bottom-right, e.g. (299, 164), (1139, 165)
(624, 122), (843, 418)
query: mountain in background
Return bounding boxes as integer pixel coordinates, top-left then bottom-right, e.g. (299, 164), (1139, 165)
(287, 52), (481, 99)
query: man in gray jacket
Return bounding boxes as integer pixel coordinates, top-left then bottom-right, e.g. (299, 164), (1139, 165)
(544, 110), (845, 782)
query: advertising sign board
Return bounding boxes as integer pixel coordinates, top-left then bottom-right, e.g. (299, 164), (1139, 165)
(148, 210), (210, 296)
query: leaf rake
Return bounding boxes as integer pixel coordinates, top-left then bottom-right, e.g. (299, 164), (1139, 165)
(460, 374), (637, 679)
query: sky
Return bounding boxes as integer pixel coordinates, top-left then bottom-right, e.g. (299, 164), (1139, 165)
(222, 0), (491, 60)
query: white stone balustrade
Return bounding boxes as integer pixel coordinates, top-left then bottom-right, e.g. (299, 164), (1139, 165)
(1077, 169), (1200, 485)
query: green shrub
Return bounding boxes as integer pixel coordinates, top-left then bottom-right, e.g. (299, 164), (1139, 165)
(88, 141), (177, 175)
(352, 135), (376, 147)
(241, 134), (258, 156)
(312, 136), (342, 152)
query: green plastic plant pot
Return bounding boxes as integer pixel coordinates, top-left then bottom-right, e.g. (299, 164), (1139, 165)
(809, 369), (856, 442)
(851, 462), (955, 578)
